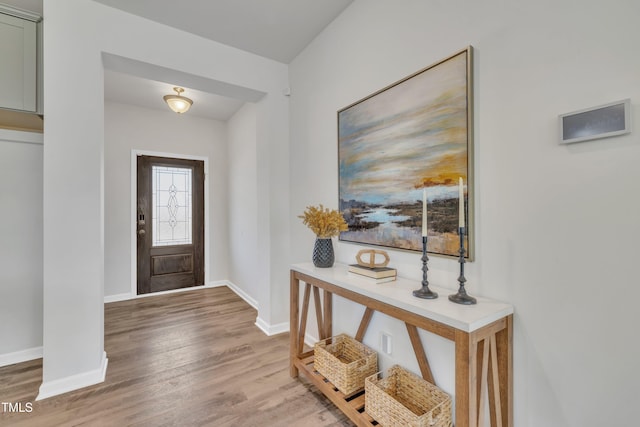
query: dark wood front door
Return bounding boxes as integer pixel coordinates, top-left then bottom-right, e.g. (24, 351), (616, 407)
(136, 155), (205, 294)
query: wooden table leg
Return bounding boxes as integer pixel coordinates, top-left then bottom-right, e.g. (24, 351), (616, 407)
(406, 323), (435, 384)
(323, 289), (333, 339)
(455, 329), (478, 427)
(290, 271), (300, 378)
(297, 283), (311, 355)
(492, 314), (513, 427)
(313, 286), (324, 340)
(458, 317), (512, 427)
(355, 307), (374, 342)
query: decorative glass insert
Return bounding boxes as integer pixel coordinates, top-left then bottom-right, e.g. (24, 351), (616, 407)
(152, 165), (192, 246)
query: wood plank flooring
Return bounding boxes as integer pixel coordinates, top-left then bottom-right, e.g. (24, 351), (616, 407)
(0, 287), (352, 426)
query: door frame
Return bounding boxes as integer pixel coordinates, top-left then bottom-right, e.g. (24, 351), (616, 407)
(130, 149), (209, 297)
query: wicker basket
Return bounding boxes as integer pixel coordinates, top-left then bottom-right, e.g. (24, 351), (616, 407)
(365, 365), (452, 427)
(313, 333), (378, 395)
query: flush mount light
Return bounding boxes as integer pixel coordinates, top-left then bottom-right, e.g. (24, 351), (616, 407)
(163, 87), (193, 114)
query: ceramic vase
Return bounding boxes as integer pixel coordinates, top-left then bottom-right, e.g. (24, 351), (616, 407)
(312, 238), (334, 268)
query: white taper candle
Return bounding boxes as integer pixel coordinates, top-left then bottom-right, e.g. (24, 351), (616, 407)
(422, 187), (427, 237)
(458, 177), (465, 229)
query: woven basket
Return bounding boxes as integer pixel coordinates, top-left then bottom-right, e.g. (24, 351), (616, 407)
(314, 334), (378, 395)
(365, 365), (452, 427)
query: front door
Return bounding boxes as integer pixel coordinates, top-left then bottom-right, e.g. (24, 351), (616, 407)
(136, 155), (205, 294)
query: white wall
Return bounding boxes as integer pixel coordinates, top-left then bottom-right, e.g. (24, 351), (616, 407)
(227, 100), (292, 332)
(104, 101), (228, 298)
(255, 87), (291, 332)
(227, 103), (259, 302)
(289, 1), (640, 426)
(43, 0), (106, 390)
(0, 134), (43, 364)
(42, 0), (288, 396)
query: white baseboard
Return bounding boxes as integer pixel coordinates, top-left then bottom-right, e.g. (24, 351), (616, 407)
(206, 280), (228, 288)
(104, 293), (132, 303)
(104, 281), (230, 303)
(0, 346), (43, 367)
(212, 282), (284, 337)
(255, 317), (289, 336)
(305, 333), (319, 347)
(37, 351), (108, 401)
(104, 280), (270, 334)
(223, 281), (258, 309)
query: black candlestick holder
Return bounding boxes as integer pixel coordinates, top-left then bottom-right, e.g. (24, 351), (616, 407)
(449, 227), (477, 305)
(413, 236), (438, 299)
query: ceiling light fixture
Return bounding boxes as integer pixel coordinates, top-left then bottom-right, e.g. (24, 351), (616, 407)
(163, 87), (193, 114)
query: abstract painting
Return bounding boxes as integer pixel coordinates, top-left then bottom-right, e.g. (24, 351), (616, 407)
(338, 47), (473, 258)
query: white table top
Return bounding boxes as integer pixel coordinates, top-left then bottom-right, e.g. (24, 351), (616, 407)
(291, 262), (514, 333)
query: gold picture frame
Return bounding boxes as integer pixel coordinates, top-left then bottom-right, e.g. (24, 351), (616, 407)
(338, 47), (474, 259)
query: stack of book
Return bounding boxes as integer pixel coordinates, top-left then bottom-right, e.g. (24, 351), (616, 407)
(348, 264), (397, 284)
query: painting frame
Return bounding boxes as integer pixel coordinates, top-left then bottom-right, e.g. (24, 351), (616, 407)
(338, 46), (474, 260)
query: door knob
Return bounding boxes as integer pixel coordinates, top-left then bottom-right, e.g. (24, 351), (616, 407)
(138, 229), (146, 236)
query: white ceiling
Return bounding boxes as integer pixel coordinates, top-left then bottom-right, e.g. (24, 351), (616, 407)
(6, 0), (353, 120)
(93, 0), (353, 64)
(98, 0), (353, 119)
(104, 70), (246, 121)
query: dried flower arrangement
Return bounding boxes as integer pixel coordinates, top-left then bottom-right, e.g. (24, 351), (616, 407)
(299, 204), (348, 239)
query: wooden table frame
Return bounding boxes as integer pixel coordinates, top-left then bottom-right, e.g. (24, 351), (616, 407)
(290, 269), (513, 427)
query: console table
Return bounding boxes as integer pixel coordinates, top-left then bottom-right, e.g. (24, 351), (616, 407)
(290, 262), (513, 427)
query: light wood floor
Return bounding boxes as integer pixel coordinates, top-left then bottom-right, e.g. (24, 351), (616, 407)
(0, 287), (352, 426)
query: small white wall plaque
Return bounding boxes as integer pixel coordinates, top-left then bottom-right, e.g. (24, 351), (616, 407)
(559, 98), (631, 144)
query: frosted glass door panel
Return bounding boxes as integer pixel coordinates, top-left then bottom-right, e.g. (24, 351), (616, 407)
(152, 166), (192, 246)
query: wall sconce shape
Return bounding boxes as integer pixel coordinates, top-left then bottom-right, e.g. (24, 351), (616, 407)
(163, 87), (193, 114)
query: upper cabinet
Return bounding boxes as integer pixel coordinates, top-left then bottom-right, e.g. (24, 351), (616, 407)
(0, 4), (42, 114)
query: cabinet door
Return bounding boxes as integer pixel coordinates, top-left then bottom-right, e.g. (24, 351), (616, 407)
(0, 13), (37, 112)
